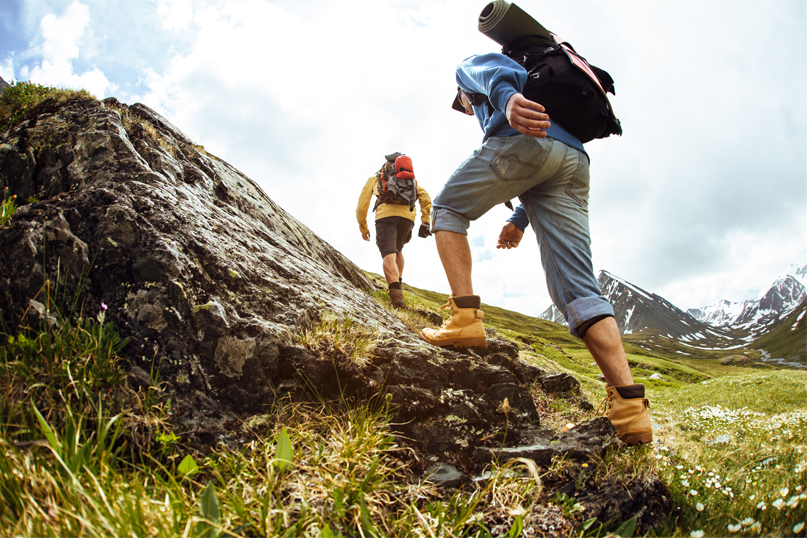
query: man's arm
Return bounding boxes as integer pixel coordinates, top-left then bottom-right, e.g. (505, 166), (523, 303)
(497, 222), (524, 249)
(506, 93), (550, 138)
(416, 185), (433, 238)
(356, 176), (376, 240)
(417, 185), (432, 226)
(497, 204), (529, 249)
(456, 53), (550, 137)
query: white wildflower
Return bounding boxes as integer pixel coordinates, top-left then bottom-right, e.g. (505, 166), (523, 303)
(751, 522), (762, 533)
(690, 531), (705, 538)
(757, 501), (767, 510)
(781, 487), (790, 497)
(741, 518), (755, 526)
(690, 489), (699, 496)
(787, 496), (799, 507)
(682, 480), (690, 487)
(793, 522), (804, 534)
(728, 523), (742, 533)
(696, 502), (705, 512)
(772, 498), (785, 510)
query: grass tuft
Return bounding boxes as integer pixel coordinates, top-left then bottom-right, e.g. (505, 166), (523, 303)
(296, 312), (379, 365)
(1, 189), (17, 226)
(0, 81), (94, 129)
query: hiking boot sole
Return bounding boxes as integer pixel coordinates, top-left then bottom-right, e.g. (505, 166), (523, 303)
(618, 430), (653, 445)
(419, 331), (487, 349)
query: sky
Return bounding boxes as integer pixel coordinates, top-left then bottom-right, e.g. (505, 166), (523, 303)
(1, 0), (805, 318)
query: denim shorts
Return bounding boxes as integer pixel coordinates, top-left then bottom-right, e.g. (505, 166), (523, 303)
(431, 135), (614, 337)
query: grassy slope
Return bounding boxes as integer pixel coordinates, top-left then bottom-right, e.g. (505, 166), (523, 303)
(752, 298), (807, 361)
(383, 271), (807, 536)
(380, 271), (757, 383)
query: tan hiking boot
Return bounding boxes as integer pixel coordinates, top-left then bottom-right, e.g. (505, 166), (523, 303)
(598, 384), (652, 445)
(420, 296), (487, 348)
(389, 288), (406, 309)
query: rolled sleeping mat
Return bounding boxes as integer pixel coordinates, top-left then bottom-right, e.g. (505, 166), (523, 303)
(478, 0), (552, 46)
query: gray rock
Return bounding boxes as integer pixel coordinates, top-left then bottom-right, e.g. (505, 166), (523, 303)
(424, 462), (469, 488)
(541, 372), (581, 394)
(473, 418), (619, 468)
(649, 373), (664, 380)
(706, 434), (731, 445)
(0, 95), (550, 467)
(0, 95), (679, 535)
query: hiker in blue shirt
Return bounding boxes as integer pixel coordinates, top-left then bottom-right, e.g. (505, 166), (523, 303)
(420, 37), (651, 445)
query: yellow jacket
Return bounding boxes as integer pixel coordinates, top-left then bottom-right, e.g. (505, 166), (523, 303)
(356, 176), (432, 235)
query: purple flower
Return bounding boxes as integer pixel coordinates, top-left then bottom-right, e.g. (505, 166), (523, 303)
(101, 302), (108, 311)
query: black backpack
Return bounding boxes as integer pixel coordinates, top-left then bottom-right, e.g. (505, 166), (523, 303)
(502, 34), (622, 143)
(374, 153), (418, 211)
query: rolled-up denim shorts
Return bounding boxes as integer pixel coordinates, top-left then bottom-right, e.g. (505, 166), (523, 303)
(431, 134), (614, 338)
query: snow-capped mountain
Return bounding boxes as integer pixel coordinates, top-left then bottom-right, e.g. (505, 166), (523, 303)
(538, 263), (805, 362)
(687, 264), (807, 337)
(540, 270), (735, 344)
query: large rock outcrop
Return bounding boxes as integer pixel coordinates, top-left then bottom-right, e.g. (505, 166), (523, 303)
(1, 95), (558, 459)
(0, 96), (671, 531)
(0, 96), (594, 456)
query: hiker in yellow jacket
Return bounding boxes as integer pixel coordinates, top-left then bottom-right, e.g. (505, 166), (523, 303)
(356, 153), (432, 309)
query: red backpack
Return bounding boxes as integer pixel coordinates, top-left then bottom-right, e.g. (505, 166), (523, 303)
(375, 153), (418, 211)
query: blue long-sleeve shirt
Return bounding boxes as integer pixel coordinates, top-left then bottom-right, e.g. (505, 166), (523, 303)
(456, 53), (586, 156)
(507, 204), (530, 231)
(458, 53), (590, 233)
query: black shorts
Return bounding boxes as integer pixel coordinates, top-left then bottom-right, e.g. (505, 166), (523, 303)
(375, 216), (414, 258)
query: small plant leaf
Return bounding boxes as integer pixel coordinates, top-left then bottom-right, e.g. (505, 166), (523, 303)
(613, 515), (637, 538)
(359, 494), (377, 537)
(509, 515), (524, 537)
(178, 455), (199, 477)
(274, 426), (293, 472)
(197, 481), (220, 538)
(577, 517), (598, 534)
(32, 402), (60, 454)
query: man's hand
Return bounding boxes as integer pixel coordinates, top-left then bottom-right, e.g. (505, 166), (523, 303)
(505, 93), (551, 138)
(362, 232), (371, 241)
(496, 222), (524, 249)
(418, 223), (432, 238)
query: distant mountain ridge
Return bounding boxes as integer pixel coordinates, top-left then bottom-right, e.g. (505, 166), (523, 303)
(540, 271), (735, 346)
(687, 264), (807, 337)
(539, 264), (807, 362)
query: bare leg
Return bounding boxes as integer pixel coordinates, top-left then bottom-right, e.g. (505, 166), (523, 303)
(396, 251), (404, 281)
(382, 252), (400, 285)
(582, 317), (634, 386)
(434, 231), (474, 296)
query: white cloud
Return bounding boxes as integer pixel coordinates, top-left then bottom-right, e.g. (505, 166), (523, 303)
(4, 0), (805, 319)
(25, 0), (115, 97)
(156, 0), (193, 32)
(0, 58), (14, 83)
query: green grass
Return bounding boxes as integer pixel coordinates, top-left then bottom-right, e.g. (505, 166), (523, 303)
(0, 193), (16, 226)
(648, 371), (807, 537)
(751, 298), (807, 362)
(390, 271), (807, 537)
(0, 255), (803, 535)
(0, 81), (94, 129)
